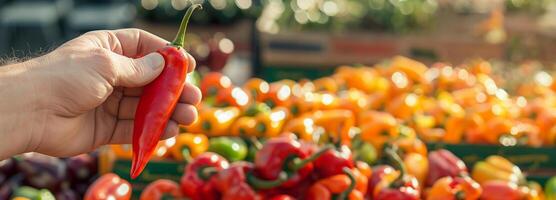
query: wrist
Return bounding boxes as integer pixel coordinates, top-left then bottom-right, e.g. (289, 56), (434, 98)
(0, 59), (46, 159)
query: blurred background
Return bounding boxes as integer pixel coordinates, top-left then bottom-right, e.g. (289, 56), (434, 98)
(0, 0), (555, 84)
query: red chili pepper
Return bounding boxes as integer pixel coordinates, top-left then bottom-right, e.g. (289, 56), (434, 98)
(180, 152), (229, 200)
(140, 179), (182, 200)
(254, 137), (332, 188)
(84, 173), (131, 200)
(374, 147), (420, 200)
(426, 149), (468, 187)
(130, 4), (201, 178)
(314, 145), (354, 178)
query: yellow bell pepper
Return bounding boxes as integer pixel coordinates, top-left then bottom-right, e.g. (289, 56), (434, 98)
(170, 133), (209, 161)
(183, 106), (241, 136)
(471, 155), (525, 185)
(282, 115), (317, 142)
(312, 109), (355, 146)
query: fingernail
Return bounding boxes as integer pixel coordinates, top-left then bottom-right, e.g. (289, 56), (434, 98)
(143, 53), (164, 70)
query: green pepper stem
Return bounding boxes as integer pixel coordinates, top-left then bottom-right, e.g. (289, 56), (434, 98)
(290, 145), (334, 172)
(335, 167), (357, 200)
(384, 145), (407, 187)
(249, 136), (263, 150)
(171, 4), (202, 48)
(197, 166), (218, 181)
(246, 171), (288, 189)
(181, 147), (193, 163)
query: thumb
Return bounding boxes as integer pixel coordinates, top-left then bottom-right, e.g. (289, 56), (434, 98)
(112, 52), (165, 87)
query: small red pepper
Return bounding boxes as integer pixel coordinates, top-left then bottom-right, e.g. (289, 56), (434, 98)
(373, 147), (420, 200)
(427, 149), (468, 187)
(367, 165), (396, 197)
(254, 137), (332, 188)
(314, 145), (354, 178)
(84, 173), (131, 200)
(140, 179), (182, 200)
(180, 152), (229, 200)
(131, 4), (201, 178)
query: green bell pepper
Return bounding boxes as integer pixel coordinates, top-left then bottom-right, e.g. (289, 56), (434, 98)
(12, 187), (55, 200)
(546, 176), (556, 200)
(354, 142), (377, 165)
(208, 137), (248, 162)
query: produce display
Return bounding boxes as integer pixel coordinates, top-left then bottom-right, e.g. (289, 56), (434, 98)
(97, 55), (556, 199)
(0, 153), (98, 200)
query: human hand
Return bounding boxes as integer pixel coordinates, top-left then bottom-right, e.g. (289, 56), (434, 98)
(0, 29), (201, 159)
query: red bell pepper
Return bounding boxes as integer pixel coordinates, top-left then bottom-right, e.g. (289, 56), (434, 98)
(180, 152), (229, 200)
(373, 147), (420, 200)
(314, 145), (354, 178)
(84, 173), (131, 200)
(480, 181), (521, 200)
(254, 137), (332, 188)
(130, 4), (201, 178)
(214, 161), (289, 200)
(140, 179), (182, 200)
(426, 149), (468, 186)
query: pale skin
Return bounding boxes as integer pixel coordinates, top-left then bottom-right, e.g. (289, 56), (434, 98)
(0, 29), (201, 160)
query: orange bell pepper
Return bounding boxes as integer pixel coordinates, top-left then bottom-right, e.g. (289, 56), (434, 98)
(231, 116), (259, 137)
(243, 78), (269, 102)
(417, 128), (446, 143)
(403, 153), (428, 186)
(442, 116), (466, 144)
(170, 133), (209, 161)
(427, 176), (482, 200)
(313, 77), (343, 93)
(289, 93), (318, 116)
(200, 72), (233, 98)
(358, 111), (395, 126)
(183, 106), (241, 136)
(481, 117), (513, 145)
(338, 89), (371, 116)
(215, 87), (250, 108)
(393, 137), (426, 156)
(314, 92), (341, 111)
(282, 115), (317, 142)
(359, 115), (398, 151)
(386, 93), (423, 120)
(260, 82), (293, 108)
(312, 109), (355, 146)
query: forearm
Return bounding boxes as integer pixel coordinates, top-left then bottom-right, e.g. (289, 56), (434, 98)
(0, 60), (44, 159)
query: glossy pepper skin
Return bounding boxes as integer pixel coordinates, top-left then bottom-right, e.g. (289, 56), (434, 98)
(130, 4), (200, 178)
(254, 107), (290, 138)
(426, 149), (468, 186)
(427, 176), (482, 200)
(243, 78), (270, 102)
(373, 148), (420, 200)
(314, 145), (354, 178)
(170, 133), (209, 161)
(215, 87), (250, 108)
(207, 137), (248, 162)
(282, 116), (317, 142)
(368, 165), (396, 198)
(312, 109), (355, 145)
(403, 152), (428, 186)
(84, 173), (131, 200)
(254, 137), (330, 188)
(471, 155), (524, 185)
(200, 72), (232, 98)
(546, 176), (556, 200)
(214, 162), (262, 200)
(140, 179), (182, 200)
(186, 106), (241, 136)
(480, 181), (521, 200)
(306, 168), (363, 200)
(180, 152), (229, 200)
